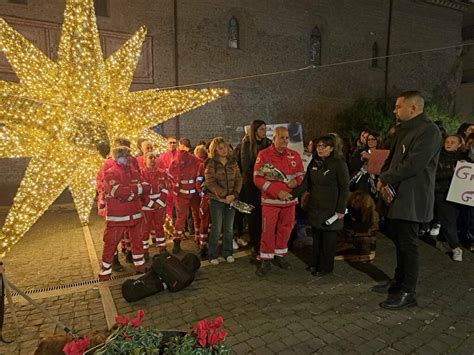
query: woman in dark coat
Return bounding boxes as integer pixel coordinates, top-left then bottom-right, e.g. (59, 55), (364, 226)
(300, 135), (350, 276)
(240, 120), (272, 255)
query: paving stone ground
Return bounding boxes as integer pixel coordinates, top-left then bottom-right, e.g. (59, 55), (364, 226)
(0, 207), (473, 354)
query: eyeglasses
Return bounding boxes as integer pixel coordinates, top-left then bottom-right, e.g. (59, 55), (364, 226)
(168, 141), (177, 144)
(316, 144), (329, 149)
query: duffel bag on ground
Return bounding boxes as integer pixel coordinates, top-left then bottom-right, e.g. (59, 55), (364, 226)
(181, 253), (201, 273)
(151, 253), (195, 292)
(121, 271), (165, 302)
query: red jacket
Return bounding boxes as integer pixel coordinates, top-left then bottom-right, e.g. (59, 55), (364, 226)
(140, 166), (170, 210)
(157, 150), (177, 171)
(103, 162), (151, 226)
(253, 144), (305, 207)
(97, 157), (139, 199)
(136, 155), (145, 171)
(196, 160), (206, 198)
(169, 150), (201, 199)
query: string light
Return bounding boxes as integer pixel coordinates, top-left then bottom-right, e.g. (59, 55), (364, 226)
(0, 0), (228, 257)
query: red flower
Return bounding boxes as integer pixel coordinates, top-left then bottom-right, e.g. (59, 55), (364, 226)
(212, 316), (224, 328)
(130, 309), (145, 328)
(192, 316), (227, 348)
(63, 337), (90, 355)
(115, 315), (131, 327)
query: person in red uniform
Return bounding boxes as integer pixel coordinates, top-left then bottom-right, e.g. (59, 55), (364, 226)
(96, 137), (137, 270)
(168, 140), (201, 254)
(99, 146), (153, 281)
(136, 139), (154, 171)
(140, 151), (169, 254)
(157, 136), (179, 218)
(253, 126), (305, 277)
(194, 144), (210, 258)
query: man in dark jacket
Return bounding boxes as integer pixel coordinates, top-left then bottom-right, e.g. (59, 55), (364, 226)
(375, 91), (441, 310)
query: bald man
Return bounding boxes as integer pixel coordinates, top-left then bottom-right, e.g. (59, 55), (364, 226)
(374, 91), (441, 310)
(253, 127), (305, 276)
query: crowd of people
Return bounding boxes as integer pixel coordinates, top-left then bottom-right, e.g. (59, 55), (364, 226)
(95, 90), (473, 310)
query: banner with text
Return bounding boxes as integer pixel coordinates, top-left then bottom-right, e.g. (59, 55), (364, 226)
(446, 161), (474, 207)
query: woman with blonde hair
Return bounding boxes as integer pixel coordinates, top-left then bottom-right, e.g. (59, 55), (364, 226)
(205, 137), (243, 264)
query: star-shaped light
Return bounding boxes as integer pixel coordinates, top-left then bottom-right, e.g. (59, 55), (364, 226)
(0, 0), (228, 256)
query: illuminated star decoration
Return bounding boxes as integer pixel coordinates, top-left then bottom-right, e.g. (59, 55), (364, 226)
(0, 0), (228, 257)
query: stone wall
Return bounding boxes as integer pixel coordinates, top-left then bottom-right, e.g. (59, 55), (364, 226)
(0, 0), (466, 198)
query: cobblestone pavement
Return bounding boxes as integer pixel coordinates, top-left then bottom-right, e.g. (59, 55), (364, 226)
(0, 208), (473, 354)
(0, 207), (94, 290)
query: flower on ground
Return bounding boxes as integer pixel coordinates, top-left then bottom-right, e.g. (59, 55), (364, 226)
(63, 337), (90, 355)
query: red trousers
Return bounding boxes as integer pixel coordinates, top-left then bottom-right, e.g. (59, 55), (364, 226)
(166, 193), (174, 219)
(198, 196), (211, 249)
(143, 208), (166, 250)
(99, 220), (145, 280)
(174, 194), (200, 240)
(260, 205), (295, 260)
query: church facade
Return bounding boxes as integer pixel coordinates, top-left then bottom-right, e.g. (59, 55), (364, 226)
(0, 0), (469, 188)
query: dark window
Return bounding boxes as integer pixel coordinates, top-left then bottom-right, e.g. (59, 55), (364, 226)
(310, 26), (321, 66)
(8, 0), (28, 4)
(371, 42), (379, 68)
(94, 0), (109, 17)
(228, 17), (239, 49)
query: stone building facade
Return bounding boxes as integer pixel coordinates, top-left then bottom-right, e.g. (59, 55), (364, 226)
(0, 0), (468, 193)
(457, 1), (474, 120)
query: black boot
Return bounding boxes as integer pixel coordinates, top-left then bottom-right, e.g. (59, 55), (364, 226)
(112, 255), (125, 272)
(256, 260), (271, 277)
(172, 239), (181, 254)
(272, 256), (291, 270)
(380, 291), (417, 310)
(199, 248), (208, 260)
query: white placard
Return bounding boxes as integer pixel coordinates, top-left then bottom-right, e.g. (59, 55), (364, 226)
(446, 161), (474, 207)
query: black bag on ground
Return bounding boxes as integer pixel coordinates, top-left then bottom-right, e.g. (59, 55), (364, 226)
(181, 253), (201, 273)
(151, 253), (195, 292)
(121, 271), (165, 303)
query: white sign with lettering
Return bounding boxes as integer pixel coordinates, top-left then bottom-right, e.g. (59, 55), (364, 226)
(446, 161), (474, 207)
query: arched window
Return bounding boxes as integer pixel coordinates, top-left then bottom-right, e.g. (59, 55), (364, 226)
(310, 26), (321, 66)
(228, 17), (239, 49)
(371, 42), (379, 68)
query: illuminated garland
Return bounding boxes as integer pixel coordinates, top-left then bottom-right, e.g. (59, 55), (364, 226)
(0, 0), (228, 257)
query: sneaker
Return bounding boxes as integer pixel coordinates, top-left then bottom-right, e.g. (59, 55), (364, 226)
(256, 260), (271, 277)
(436, 241), (451, 253)
(209, 258), (219, 265)
(429, 223), (441, 237)
(452, 247), (462, 262)
(226, 256), (235, 263)
(272, 256), (291, 270)
(232, 240), (239, 250)
(236, 238), (248, 247)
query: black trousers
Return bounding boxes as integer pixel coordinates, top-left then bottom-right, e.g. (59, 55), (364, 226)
(311, 228), (337, 273)
(245, 183), (262, 251)
(434, 193), (460, 249)
(388, 219), (420, 293)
